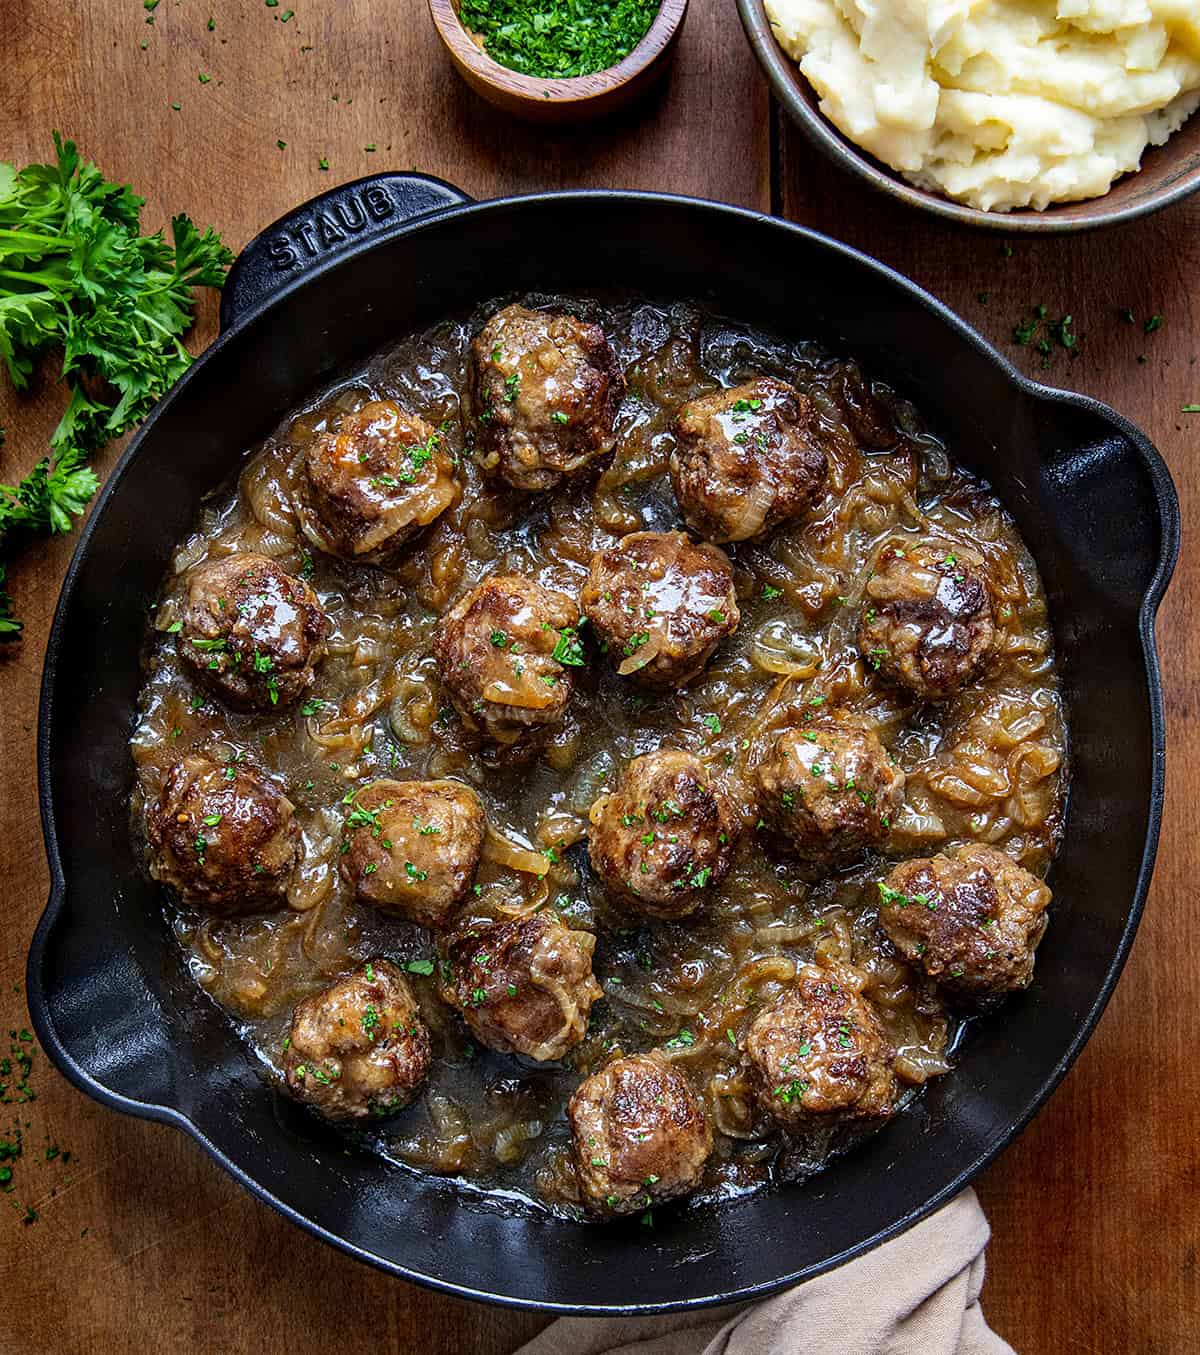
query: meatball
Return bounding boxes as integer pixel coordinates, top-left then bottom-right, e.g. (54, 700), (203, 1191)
(283, 960), (431, 1121)
(432, 573), (581, 749)
(177, 552), (328, 711)
(580, 531), (739, 689)
(742, 961), (897, 1133)
(671, 377), (828, 543)
(878, 844), (1052, 996)
(441, 912), (602, 1061)
(753, 718), (905, 864)
(299, 399), (458, 563)
(588, 750), (736, 919)
(339, 778), (485, 929)
(568, 1052), (712, 1218)
(145, 754), (300, 915)
(859, 539), (997, 701)
(469, 303), (625, 492)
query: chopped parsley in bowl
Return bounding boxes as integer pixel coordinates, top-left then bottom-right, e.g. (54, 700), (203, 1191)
(457, 0), (663, 79)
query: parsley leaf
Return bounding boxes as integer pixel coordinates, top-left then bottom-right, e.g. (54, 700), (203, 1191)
(0, 135), (231, 635)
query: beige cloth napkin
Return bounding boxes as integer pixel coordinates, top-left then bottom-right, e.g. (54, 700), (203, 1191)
(515, 1189), (1014, 1355)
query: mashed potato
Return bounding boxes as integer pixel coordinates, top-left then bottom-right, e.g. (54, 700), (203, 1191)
(765, 0), (1200, 211)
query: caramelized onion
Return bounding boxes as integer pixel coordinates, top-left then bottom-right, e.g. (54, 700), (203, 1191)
(482, 827), (551, 877)
(493, 1119), (544, 1165)
(481, 674), (558, 708)
(132, 298), (1067, 1216)
(752, 619), (822, 678)
(616, 639), (662, 676)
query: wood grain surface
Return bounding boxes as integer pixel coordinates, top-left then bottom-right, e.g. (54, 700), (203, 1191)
(0, 2), (1195, 1353)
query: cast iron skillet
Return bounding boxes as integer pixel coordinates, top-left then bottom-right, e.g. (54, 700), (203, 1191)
(28, 175), (1178, 1313)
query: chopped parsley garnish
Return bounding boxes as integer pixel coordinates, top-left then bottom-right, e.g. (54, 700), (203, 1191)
(877, 881), (932, 910)
(405, 959), (435, 976)
(552, 626), (586, 666)
(456, 0), (661, 79)
(344, 793), (385, 836)
(1011, 304), (1082, 366)
(761, 584), (783, 600)
(774, 1079), (808, 1105)
(300, 698), (324, 717)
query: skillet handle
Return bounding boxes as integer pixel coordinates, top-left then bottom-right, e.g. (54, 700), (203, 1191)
(218, 172), (474, 332)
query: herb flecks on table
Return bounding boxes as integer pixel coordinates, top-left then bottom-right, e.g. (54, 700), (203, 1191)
(1011, 304), (1081, 368)
(457, 0), (661, 80)
(0, 134), (231, 637)
(0, 1022), (75, 1226)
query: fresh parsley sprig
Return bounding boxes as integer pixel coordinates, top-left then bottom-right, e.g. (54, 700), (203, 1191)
(0, 134), (232, 635)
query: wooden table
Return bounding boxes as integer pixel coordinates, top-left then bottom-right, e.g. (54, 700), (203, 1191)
(1, 3), (1196, 1351)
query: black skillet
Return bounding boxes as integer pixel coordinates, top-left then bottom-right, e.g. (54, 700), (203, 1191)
(27, 175), (1178, 1313)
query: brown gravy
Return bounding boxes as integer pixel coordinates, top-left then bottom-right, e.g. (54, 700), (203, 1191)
(131, 296), (1067, 1219)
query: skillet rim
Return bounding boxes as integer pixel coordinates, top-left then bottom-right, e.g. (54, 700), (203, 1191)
(27, 188), (1180, 1313)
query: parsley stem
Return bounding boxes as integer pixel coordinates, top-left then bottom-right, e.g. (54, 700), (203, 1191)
(0, 227), (74, 248)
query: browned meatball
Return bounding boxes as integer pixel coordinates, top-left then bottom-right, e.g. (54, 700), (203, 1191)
(339, 779), (485, 929)
(283, 960), (431, 1121)
(299, 399), (459, 563)
(588, 750), (736, 919)
(580, 531), (739, 689)
(441, 912), (602, 1061)
(145, 754), (299, 915)
(671, 377), (828, 543)
(859, 540), (997, 701)
(568, 1051), (712, 1218)
(742, 961), (897, 1133)
(177, 552), (328, 711)
(878, 844), (1052, 996)
(469, 303), (624, 492)
(753, 718), (905, 864)
(432, 573), (581, 749)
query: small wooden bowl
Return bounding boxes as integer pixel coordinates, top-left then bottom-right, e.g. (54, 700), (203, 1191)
(429, 0), (689, 123)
